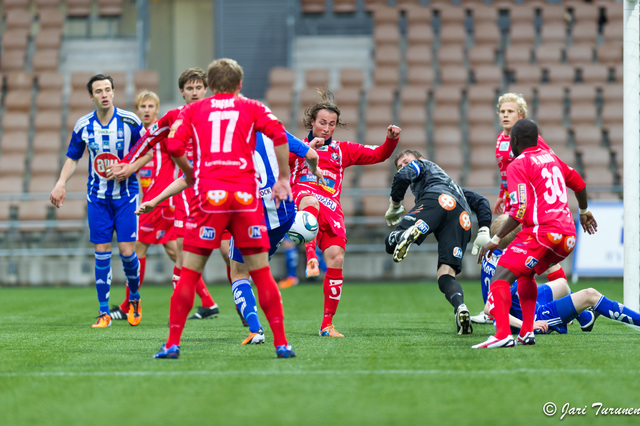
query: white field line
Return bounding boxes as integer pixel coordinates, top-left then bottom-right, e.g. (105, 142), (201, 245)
(0, 368), (597, 378)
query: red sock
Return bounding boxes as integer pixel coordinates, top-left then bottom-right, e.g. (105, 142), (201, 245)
(321, 267), (343, 329)
(302, 205), (318, 218)
(226, 264), (232, 286)
(517, 275), (538, 336)
(120, 257), (146, 311)
(172, 266), (181, 291)
(167, 267), (199, 347)
(195, 277), (215, 307)
(249, 266), (287, 347)
(305, 240), (318, 263)
(546, 267), (566, 282)
(488, 280), (512, 339)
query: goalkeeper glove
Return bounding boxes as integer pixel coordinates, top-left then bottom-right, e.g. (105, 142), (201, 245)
(385, 201), (405, 226)
(471, 226), (491, 255)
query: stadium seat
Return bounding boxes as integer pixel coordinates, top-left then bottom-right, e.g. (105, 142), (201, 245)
(5, 71), (34, 90)
(406, 45), (432, 69)
(0, 131), (29, 155)
(265, 86), (293, 109)
(439, 24), (467, 47)
(269, 67), (295, 88)
(470, 3), (498, 23)
(583, 166), (616, 188)
(3, 0), (30, 12)
(36, 1), (64, 13)
(339, 68), (364, 89)
(472, 22), (501, 47)
(568, 85), (596, 106)
(34, 111), (63, 132)
(364, 105), (393, 127)
(468, 124), (498, 149)
(4, 10), (33, 31)
(573, 125), (603, 150)
(505, 45), (533, 66)
(431, 104), (462, 128)
(304, 68), (330, 89)
(578, 64), (609, 85)
(464, 168), (498, 189)
(333, 0), (357, 13)
(566, 0), (599, 24)
(17, 200), (51, 232)
(539, 124), (570, 146)
(466, 104), (496, 128)
(34, 28), (62, 50)
(0, 153), (27, 176)
(407, 24), (434, 46)
(432, 85), (462, 107)
(436, 45), (465, 68)
(467, 85), (498, 107)
(537, 84), (566, 104)
(299, 87), (323, 109)
(471, 65), (503, 86)
(366, 86), (395, 107)
(32, 50), (60, 72)
(432, 126), (463, 148)
(508, 24), (536, 48)
(105, 71), (127, 92)
(510, 65), (541, 85)
(439, 66), (468, 86)
(396, 126), (427, 152)
(36, 71), (64, 91)
(4, 90), (33, 112)
(535, 44), (563, 65)
(600, 102), (623, 129)
(405, 65), (435, 87)
(468, 45), (497, 67)
(33, 131), (63, 155)
(597, 43), (622, 66)
(375, 45), (401, 67)
(545, 65), (575, 85)
(569, 103), (598, 128)
(433, 145), (464, 173)
(398, 105), (427, 129)
(71, 72), (93, 91)
(399, 85), (428, 108)
(333, 87), (361, 108)
(36, 90), (64, 111)
(372, 66), (400, 88)
(2, 112), (30, 132)
(539, 23), (567, 46)
(566, 44), (594, 66)
(30, 153), (61, 177)
(602, 18), (623, 44)
(67, 0), (92, 18)
(133, 69), (160, 93)
(571, 21), (598, 45)
(0, 200), (13, 224)
(98, 0), (124, 17)
(0, 175), (26, 193)
(68, 91), (92, 110)
(301, 0), (326, 14)
(579, 147), (611, 169)
(504, 84), (534, 102)
(0, 50), (27, 72)
(1, 29), (30, 51)
(374, 24), (400, 48)
(534, 102), (565, 126)
(364, 125), (396, 147)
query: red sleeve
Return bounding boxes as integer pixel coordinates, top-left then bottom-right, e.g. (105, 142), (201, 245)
(342, 136), (399, 168)
(122, 113), (172, 164)
(506, 160), (528, 223)
(166, 109), (190, 158)
(254, 101), (287, 146)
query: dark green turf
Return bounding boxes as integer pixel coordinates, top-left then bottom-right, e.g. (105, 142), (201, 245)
(1, 280), (638, 425)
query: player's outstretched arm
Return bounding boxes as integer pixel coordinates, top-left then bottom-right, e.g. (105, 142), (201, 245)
(304, 147), (327, 187)
(272, 143), (293, 208)
(136, 176), (188, 215)
(108, 151), (153, 181)
(50, 157), (78, 208)
(493, 196), (504, 214)
(574, 188), (597, 234)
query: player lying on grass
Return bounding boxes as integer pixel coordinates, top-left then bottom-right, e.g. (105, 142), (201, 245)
(137, 130), (324, 346)
(481, 214), (640, 334)
(383, 149), (493, 335)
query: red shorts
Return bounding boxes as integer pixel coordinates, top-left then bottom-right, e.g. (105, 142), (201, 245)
(293, 185), (347, 250)
(183, 188), (269, 252)
(138, 204), (176, 244)
(498, 229), (576, 276)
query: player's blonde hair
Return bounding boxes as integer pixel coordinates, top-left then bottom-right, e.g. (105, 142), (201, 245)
(497, 93), (528, 118)
(134, 90), (160, 110)
(491, 214), (522, 250)
(302, 88), (346, 131)
(207, 58), (243, 95)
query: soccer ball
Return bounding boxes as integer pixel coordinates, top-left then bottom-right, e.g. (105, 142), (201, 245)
(286, 211), (319, 244)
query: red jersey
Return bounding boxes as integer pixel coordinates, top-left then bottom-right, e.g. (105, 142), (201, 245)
(167, 94), (287, 195)
(289, 136), (399, 201)
(496, 131), (550, 212)
(506, 146), (586, 235)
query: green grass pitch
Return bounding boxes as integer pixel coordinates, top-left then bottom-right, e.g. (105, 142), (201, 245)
(1, 279), (638, 425)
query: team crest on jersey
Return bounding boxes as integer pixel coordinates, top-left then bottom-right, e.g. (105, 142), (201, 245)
(459, 211), (471, 230)
(207, 190), (228, 206)
(438, 194), (456, 211)
(453, 247), (463, 258)
(331, 152), (340, 162)
(525, 256), (539, 269)
(93, 152), (120, 178)
(117, 129), (124, 138)
(199, 227), (216, 240)
(248, 226), (262, 239)
(235, 191), (253, 205)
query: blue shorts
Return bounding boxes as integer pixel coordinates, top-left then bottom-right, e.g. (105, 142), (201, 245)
(230, 214), (295, 263)
(87, 194), (139, 244)
(535, 284), (576, 334)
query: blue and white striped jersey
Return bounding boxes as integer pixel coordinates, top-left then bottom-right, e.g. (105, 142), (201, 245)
(255, 130), (309, 230)
(66, 108), (145, 200)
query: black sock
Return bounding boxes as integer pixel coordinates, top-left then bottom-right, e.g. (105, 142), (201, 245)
(438, 274), (464, 310)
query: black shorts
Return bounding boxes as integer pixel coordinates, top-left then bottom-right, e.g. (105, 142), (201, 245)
(395, 194), (472, 274)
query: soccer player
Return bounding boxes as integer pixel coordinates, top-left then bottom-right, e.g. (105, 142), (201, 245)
(154, 57), (295, 359)
(137, 129), (325, 345)
(481, 214), (640, 334)
(290, 89), (401, 337)
(473, 118), (597, 349)
(107, 90), (179, 320)
(277, 237), (327, 289)
(383, 149), (493, 334)
(107, 68), (220, 321)
(50, 73), (144, 328)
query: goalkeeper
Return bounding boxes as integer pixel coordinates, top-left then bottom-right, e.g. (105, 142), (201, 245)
(383, 149), (492, 335)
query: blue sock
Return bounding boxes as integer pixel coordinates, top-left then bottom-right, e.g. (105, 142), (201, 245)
(120, 252), (140, 300)
(285, 245), (298, 278)
(232, 279), (262, 333)
(316, 248), (327, 273)
(594, 295), (640, 326)
(95, 251), (112, 315)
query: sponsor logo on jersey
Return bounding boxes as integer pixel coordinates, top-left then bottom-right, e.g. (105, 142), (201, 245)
(404, 215), (416, 222)
(156, 230), (166, 239)
(313, 194), (337, 211)
(210, 98), (235, 109)
(438, 194), (456, 211)
(525, 256), (538, 269)
(510, 246), (527, 254)
(260, 187), (272, 198)
(199, 227), (216, 240)
(121, 116), (138, 126)
(364, 145), (377, 150)
(235, 191), (253, 205)
(207, 190), (228, 206)
(453, 247), (463, 258)
(175, 220), (183, 228)
(140, 225), (153, 232)
(248, 225), (262, 239)
(499, 141), (510, 151)
(93, 152), (120, 178)
(564, 235), (576, 253)
(459, 211), (471, 230)
(186, 222), (198, 230)
(516, 183), (527, 219)
(547, 233), (562, 244)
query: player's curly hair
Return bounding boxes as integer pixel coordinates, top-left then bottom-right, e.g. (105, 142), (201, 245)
(491, 214), (522, 250)
(496, 93), (528, 118)
(393, 149), (423, 169)
(179, 67), (207, 90)
(302, 88), (347, 130)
